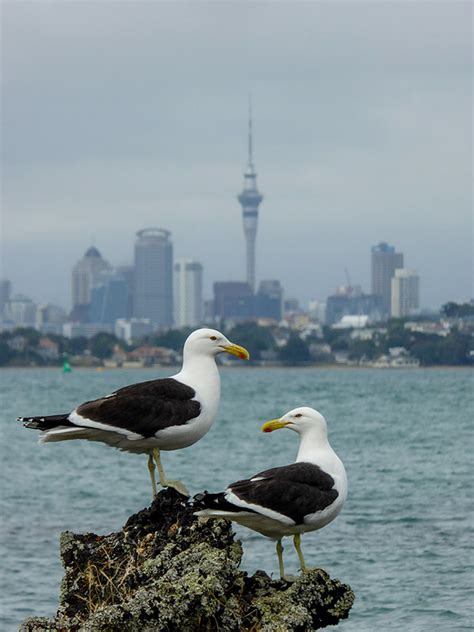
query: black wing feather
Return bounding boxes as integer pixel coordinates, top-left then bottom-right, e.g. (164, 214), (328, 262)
(227, 462), (338, 524)
(75, 378), (201, 438)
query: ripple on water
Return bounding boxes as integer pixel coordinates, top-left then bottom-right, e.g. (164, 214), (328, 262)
(0, 367), (473, 631)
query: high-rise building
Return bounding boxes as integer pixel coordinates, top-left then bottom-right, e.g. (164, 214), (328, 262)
(213, 281), (254, 321)
(371, 242), (404, 316)
(71, 246), (111, 321)
(391, 269), (420, 318)
(0, 280), (11, 319)
(237, 103), (263, 293)
(116, 265), (135, 319)
(133, 228), (173, 328)
(173, 259), (203, 328)
(255, 280), (283, 321)
(89, 272), (129, 325)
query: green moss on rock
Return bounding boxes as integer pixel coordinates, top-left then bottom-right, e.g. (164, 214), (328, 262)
(20, 489), (354, 631)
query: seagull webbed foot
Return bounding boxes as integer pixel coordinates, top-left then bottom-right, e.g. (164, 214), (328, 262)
(164, 479), (190, 497)
(280, 574), (299, 583)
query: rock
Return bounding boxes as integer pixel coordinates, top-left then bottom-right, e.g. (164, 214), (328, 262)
(20, 489), (354, 631)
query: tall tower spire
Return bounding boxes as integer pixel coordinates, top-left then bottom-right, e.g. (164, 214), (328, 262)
(248, 96), (254, 170)
(237, 99), (263, 293)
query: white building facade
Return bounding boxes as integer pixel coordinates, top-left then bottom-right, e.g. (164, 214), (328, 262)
(173, 259), (203, 328)
(391, 269), (420, 318)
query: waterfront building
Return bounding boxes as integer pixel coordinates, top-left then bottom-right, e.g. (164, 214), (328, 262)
(115, 318), (154, 344)
(62, 322), (114, 338)
(371, 242), (404, 316)
(391, 269), (420, 318)
(325, 286), (383, 326)
(173, 259), (203, 328)
(36, 304), (68, 334)
(133, 228), (173, 329)
(237, 103), (263, 293)
(5, 294), (36, 326)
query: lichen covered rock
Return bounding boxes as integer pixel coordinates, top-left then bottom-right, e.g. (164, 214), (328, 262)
(20, 489), (354, 631)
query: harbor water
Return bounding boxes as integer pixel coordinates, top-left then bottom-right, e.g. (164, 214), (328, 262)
(0, 366), (473, 630)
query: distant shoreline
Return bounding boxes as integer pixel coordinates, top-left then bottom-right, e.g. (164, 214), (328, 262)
(1, 364), (472, 371)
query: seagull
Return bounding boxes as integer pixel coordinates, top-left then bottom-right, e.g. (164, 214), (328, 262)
(194, 407), (347, 579)
(18, 328), (249, 497)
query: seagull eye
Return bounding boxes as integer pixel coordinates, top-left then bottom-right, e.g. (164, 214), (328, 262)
(294, 413), (302, 418)
(210, 336), (217, 341)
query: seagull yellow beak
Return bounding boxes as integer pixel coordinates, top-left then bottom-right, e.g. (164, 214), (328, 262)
(221, 343), (250, 360)
(261, 419), (290, 433)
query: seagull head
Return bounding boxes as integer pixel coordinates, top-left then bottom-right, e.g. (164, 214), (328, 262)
(183, 328), (250, 360)
(261, 407), (327, 437)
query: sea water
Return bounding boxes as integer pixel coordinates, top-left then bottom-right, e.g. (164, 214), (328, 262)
(0, 367), (473, 631)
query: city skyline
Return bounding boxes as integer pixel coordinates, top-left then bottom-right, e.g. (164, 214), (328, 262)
(2, 2), (472, 310)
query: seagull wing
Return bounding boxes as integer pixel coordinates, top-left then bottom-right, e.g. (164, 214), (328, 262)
(227, 462), (339, 524)
(75, 377), (201, 438)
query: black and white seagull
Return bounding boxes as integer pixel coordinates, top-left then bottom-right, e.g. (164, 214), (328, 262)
(18, 328), (249, 497)
(194, 407), (347, 578)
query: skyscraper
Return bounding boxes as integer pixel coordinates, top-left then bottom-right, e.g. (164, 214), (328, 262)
(371, 242), (404, 316)
(133, 228), (173, 328)
(0, 279), (11, 319)
(89, 272), (129, 325)
(256, 280), (283, 321)
(213, 281), (254, 321)
(173, 259), (203, 328)
(391, 269), (420, 318)
(237, 103), (263, 293)
(71, 246), (111, 321)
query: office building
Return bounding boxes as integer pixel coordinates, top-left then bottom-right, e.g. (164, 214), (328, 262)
(325, 286), (383, 326)
(89, 272), (129, 325)
(0, 280), (11, 319)
(391, 269), (420, 318)
(173, 259), (203, 328)
(237, 103), (263, 293)
(71, 246), (111, 321)
(116, 265), (135, 319)
(6, 294), (37, 326)
(133, 228), (173, 328)
(371, 242), (404, 316)
(115, 318), (154, 344)
(213, 281), (254, 321)
(255, 280), (283, 321)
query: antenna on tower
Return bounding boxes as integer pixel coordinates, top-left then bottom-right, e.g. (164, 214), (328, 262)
(248, 94), (254, 169)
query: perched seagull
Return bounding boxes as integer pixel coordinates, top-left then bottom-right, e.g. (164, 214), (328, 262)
(18, 328), (249, 497)
(194, 407), (347, 579)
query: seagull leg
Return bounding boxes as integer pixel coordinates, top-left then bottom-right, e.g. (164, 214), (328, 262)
(147, 453), (157, 498)
(152, 447), (189, 497)
(293, 534), (311, 572)
(276, 539), (285, 578)
(277, 539), (299, 582)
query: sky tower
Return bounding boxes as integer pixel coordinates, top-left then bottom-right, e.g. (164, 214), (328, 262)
(237, 102), (263, 293)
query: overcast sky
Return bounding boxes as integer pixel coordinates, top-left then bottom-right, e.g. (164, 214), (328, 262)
(2, 1), (472, 311)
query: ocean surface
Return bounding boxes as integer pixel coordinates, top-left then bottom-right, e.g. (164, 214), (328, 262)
(0, 366), (473, 631)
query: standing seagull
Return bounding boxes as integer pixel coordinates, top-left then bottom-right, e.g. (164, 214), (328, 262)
(194, 407), (347, 578)
(18, 329), (249, 497)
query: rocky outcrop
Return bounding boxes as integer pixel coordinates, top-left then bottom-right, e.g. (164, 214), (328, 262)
(21, 489), (354, 631)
